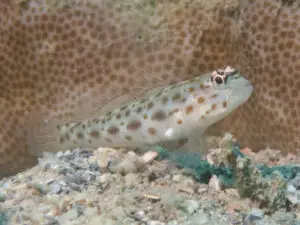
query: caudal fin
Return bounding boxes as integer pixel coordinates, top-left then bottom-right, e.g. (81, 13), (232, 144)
(24, 111), (62, 157)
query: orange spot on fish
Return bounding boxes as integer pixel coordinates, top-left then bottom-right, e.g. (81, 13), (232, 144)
(185, 105), (193, 114)
(197, 97), (205, 104)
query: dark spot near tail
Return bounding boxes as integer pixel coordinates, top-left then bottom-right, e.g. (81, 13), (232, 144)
(169, 108), (179, 116)
(155, 91), (163, 98)
(90, 130), (100, 138)
(65, 133), (70, 141)
(77, 132), (84, 139)
(59, 137), (64, 144)
(125, 110), (130, 117)
(116, 113), (121, 119)
(126, 120), (142, 130)
(106, 111), (113, 117)
(139, 99), (147, 104)
(125, 135), (132, 141)
(151, 110), (167, 121)
(223, 101), (227, 108)
(107, 126), (120, 135)
(172, 93), (181, 102)
(161, 96), (169, 105)
(93, 119), (100, 124)
(147, 102), (154, 109)
(170, 84), (177, 89)
(74, 123), (81, 128)
(106, 114), (112, 121)
(136, 106), (143, 113)
(105, 138), (112, 143)
(120, 105), (128, 111)
(82, 124), (86, 129)
(148, 127), (156, 135)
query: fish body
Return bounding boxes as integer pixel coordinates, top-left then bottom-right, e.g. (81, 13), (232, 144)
(30, 66), (253, 155)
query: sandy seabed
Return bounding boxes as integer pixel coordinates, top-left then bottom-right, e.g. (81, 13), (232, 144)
(1, 135), (300, 225)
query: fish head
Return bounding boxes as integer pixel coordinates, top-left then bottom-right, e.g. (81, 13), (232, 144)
(192, 66), (254, 127)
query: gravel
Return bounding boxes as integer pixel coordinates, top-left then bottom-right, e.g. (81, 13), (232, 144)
(1, 143), (300, 225)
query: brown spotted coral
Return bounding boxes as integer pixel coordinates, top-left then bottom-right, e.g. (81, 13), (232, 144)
(0, 0), (299, 177)
(210, 0), (300, 154)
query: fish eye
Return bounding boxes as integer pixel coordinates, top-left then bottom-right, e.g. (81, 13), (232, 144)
(214, 75), (224, 85)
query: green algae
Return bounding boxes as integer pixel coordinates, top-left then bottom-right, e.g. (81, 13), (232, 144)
(153, 146), (234, 184)
(153, 137), (300, 213)
(0, 212), (7, 225)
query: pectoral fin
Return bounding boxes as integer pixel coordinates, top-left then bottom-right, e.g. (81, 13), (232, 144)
(186, 131), (208, 160)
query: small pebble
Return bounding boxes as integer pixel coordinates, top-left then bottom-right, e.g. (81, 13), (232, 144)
(85, 207), (98, 217)
(109, 153), (145, 175)
(0, 190), (6, 202)
(48, 181), (62, 195)
(97, 173), (112, 184)
(172, 174), (183, 182)
(142, 151), (158, 163)
(247, 208), (264, 222)
(124, 173), (140, 187)
(64, 207), (78, 221)
(134, 210), (145, 221)
(208, 175), (221, 191)
(56, 151), (64, 158)
(184, 200), (200, 215)
(197, 187), (208, 194)
(147, 220), (165, 225)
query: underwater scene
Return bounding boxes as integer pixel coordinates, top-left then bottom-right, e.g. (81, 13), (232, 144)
(0, 0), (300, 224)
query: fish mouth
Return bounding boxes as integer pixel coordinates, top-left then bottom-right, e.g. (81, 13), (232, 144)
(243, 80), (254, 92)
(244, 82), (252, 87)
(245, 82), (254, 92)
(243, 83), (254, 101)
(233, 80), (253, 105)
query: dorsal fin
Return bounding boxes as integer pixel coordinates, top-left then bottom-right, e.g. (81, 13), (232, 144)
(90, 94), (138, 116)
(64, 66), (173, 122)
(72, 78), (170, 121)
(129, 68), (171, 99)
(67, 91), (136, 122)
(138, 85), (166, 99)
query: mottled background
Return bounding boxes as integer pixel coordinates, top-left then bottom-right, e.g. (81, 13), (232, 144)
(0, 0), (299, 176)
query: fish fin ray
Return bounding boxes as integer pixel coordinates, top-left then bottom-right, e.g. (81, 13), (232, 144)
(24, 110), (62, 156)
(72, 91), (139, 121)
